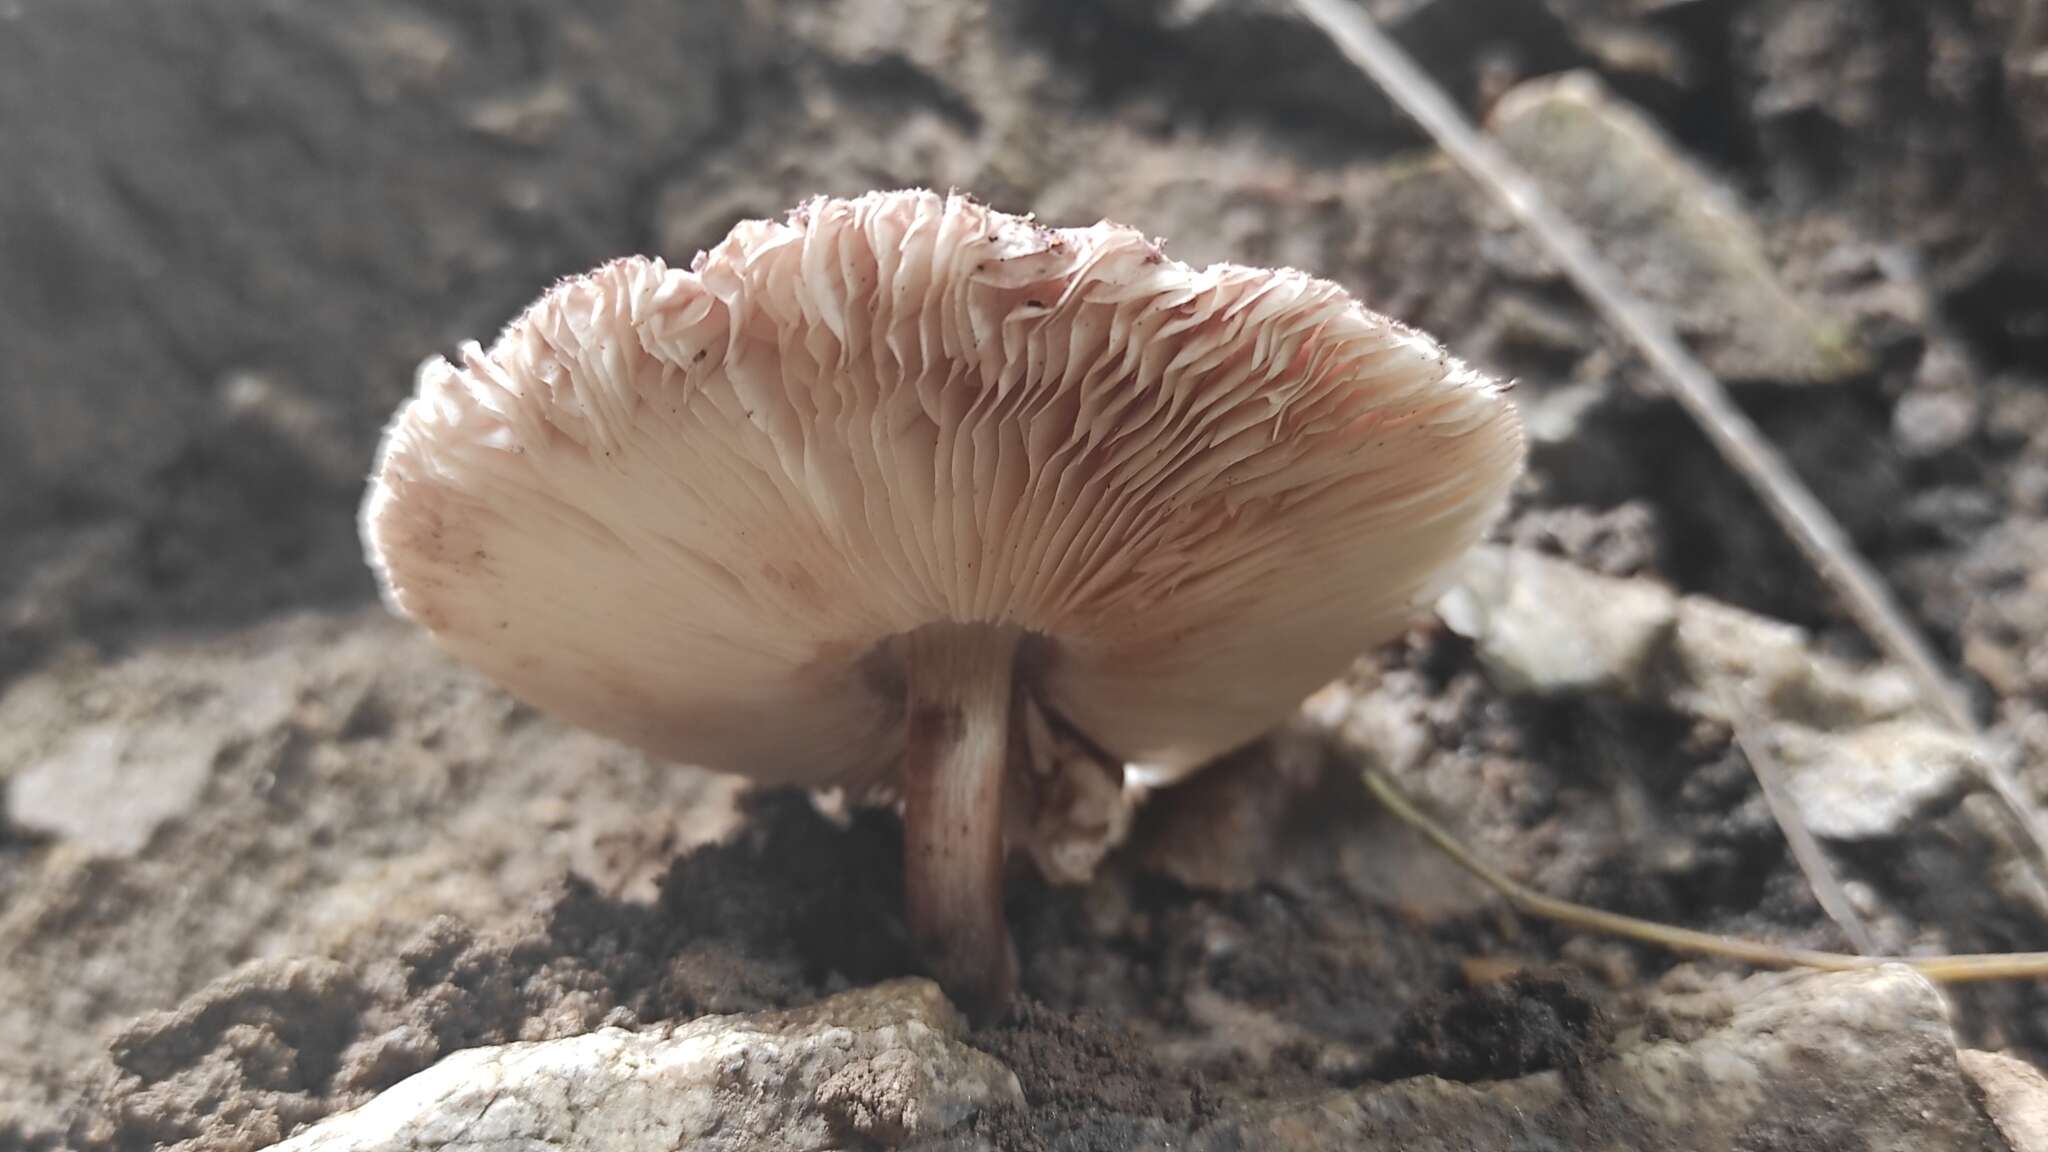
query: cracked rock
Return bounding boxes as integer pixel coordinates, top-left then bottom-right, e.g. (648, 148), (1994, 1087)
(266, 980), (1022, 1152)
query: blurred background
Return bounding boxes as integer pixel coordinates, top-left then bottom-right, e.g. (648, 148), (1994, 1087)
(6, 1), (2048, 1147)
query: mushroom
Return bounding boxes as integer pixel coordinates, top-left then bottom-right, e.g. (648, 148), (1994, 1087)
(361, 189), (1524, 1019)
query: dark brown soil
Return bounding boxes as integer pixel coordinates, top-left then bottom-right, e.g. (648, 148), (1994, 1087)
(1375, 971), (1612, 1085)
(8, 0), (2048, 1148)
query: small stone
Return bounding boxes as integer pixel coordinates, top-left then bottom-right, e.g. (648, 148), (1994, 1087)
(1011, 695), (1136, 886)
(1894, 388), (1978, 459)
(6, 723), (219, 858)
(1, 652), (297, 858)
(1902, 486), (2001, 545)
(1518, 379), (1611, 448)
(1984, 378), (2048, 449)
(1490, 72), (1865, 384)
(1959, 1049), (2048, 1152)
(1771, 721), (1980, 842)
(2007, 463), (2048, 516)
(1666, 595), (1918, 728)
(462, 80), (578, 147)
(1988, 0), (2048, 196)
(1437, 546), (1678, 699)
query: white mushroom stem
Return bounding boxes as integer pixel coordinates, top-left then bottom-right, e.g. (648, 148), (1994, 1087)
(902, 624), (1021, 1021)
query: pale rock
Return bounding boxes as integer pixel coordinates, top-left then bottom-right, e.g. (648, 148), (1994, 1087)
(1894, 386), (1979, 460)
(1439, 545), (1923, 729)
(1772, 720), (1981, 841)
(1437, 545), (1677, 698)
(462, 80), (578, 146)
(1011, 694), (1137, 887)
(1519, 378), (1611, 448)
(1194, 967), (2000, 1151)
(1660, 592), (1812, 713)
(1491, 72), (1866, 385)
(1666, 595), (1920, 727)
(266, 980), (1021, 1152)
(1304, 680), (1429, 776)
(1, 649), (297, 857)
(1960, 1049), (2048, 1152)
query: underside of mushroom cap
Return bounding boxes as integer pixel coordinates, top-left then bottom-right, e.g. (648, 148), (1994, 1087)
(362, 189), (1523, 793)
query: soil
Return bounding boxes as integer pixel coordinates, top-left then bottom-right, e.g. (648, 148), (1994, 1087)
(6, 0), (2048, 1148)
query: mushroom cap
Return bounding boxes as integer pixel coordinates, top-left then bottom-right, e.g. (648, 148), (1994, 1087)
(362, 189), (1523, 792)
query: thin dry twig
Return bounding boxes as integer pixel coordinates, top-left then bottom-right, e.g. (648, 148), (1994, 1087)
(1721, 690), (1878, 955)
(1289, 0), (2048, 875)
(1363, 767), (2048, 983)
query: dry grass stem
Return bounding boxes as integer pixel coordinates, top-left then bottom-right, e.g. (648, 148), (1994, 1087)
(1364, 766), (2048, 983)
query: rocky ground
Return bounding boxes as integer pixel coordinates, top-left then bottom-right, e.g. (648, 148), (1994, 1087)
(7, 0), (2048, 1148)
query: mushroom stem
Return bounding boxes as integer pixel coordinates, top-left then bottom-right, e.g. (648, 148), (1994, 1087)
(902, 623), (1022, 1022)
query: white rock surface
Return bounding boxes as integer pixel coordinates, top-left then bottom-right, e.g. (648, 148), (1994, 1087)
(266, 980), (1021, 1152)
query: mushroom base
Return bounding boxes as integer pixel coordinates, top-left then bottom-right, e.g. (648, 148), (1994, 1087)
(901, 623), (1023, 1022)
